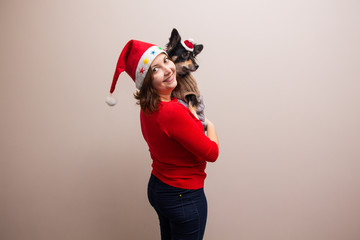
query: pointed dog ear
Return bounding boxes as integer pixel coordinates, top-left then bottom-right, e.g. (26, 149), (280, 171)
(194, 44), (203, 55)
(166, 28), (181, 53)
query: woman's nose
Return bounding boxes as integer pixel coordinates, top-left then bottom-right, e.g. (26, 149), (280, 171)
(164, 65), (172, 75)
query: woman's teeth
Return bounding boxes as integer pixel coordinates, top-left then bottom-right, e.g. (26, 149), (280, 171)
(164, 75), (173, 82)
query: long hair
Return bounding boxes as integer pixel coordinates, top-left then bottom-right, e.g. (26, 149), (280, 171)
(133, 68), (161, 114)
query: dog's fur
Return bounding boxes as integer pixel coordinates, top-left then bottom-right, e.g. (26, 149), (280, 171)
(166, 28), (203, 112)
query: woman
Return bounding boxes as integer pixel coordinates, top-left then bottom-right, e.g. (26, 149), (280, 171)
(106, 40), (219, 240)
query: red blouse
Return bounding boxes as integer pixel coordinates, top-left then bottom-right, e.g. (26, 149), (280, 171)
(140, 98), (219, 189)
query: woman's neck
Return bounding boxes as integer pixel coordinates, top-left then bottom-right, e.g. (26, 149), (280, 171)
(159, 94), (172, 102)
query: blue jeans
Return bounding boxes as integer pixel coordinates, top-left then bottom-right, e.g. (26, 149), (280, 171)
(147, 174), (208, 240)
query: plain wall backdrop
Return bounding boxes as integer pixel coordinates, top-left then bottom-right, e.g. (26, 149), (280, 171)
(1, 0), (360, 239)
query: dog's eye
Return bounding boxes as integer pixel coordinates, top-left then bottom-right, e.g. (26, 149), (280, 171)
(182, 52), (189, 59)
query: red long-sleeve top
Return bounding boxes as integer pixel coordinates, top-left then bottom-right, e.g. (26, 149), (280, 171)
(140, 98), (219, 189)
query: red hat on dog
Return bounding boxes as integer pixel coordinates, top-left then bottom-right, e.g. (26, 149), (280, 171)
(106, 40), (166, 106)
(181, 39), (194, 52)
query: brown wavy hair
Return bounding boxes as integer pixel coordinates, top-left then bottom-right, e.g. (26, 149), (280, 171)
(133, 67), (161, 114)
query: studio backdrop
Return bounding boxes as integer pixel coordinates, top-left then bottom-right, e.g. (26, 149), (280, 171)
(1, 0), (360, 239)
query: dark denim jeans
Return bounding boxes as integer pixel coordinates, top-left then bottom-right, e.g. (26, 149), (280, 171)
(147, 174), (208, 240)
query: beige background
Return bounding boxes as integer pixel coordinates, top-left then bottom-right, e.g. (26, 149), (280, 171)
(1, 0), (360, 239)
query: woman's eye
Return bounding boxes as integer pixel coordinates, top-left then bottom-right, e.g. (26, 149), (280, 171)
(164, 57), (169, 62)
(153, 67), (158, 72)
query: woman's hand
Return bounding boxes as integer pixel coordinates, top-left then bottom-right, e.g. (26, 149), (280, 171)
(205, 118), (219, 147)
(204, 118), (213, 127)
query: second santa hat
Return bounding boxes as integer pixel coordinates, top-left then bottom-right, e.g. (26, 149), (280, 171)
(106, 40), (166, 106)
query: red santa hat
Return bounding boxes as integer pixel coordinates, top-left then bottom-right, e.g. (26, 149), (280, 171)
(106, 40), (166, 106)
(181, 39), (194, 52)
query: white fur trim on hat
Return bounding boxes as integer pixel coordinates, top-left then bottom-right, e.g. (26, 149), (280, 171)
(181, 39), (194, 52)
(135, 46), (166, 90)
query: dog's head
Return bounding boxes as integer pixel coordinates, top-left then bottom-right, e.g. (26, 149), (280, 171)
(166, 28), (203, 77)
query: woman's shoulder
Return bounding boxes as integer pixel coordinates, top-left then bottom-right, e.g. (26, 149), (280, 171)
(159, 99), (189, 118)
(161, 98), (187, 111)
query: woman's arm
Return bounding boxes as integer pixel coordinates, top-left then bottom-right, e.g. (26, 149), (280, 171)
(159, 103), (219, 162)
(205, 118), (219, 147)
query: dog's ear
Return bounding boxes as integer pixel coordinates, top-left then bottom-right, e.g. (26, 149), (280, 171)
(166, 28), (181, 53)
(194, 44), (203, 56)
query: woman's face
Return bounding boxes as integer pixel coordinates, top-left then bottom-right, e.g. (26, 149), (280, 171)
(150, 53), (177, 97)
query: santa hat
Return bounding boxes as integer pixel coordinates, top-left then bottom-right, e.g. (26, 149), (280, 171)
(106, 40), (166, 106)
(181, 38), (195, 52)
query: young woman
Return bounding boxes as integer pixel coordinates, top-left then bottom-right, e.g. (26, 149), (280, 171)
(107, 40), (219, 240)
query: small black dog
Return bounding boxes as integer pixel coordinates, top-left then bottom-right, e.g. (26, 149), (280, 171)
(166, 29), (203, 77)
(166, 28), (204, 114)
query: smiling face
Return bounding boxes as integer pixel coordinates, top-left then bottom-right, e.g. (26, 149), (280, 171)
(150, 53), (177, 100)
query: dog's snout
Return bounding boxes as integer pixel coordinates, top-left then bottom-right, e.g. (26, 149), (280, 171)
(179, 60), (199, 73)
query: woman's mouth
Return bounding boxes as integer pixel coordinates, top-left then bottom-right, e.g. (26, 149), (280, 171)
(163, 74), (174, 83)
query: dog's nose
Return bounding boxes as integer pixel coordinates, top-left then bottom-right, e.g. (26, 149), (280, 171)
(194, 63), (199, 70)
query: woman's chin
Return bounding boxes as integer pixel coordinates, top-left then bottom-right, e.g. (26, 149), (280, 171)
(170, 78), (177, 89)
(164, 76), (177, 88)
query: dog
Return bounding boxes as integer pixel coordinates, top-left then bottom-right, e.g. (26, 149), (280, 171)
(166, 28), (207, 129)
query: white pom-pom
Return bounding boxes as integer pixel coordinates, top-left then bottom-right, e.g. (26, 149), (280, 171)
(106, 95), (117, 106)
